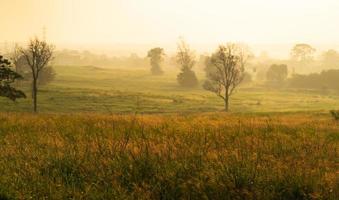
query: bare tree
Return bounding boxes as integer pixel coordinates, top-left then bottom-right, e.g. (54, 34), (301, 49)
(20, 37), (54, 112)
(203, 43), (250, 111)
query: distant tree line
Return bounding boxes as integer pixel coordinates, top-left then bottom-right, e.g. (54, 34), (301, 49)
(288, 69), (339, 91)
(54, 50), (150, 68)
(3, 38), (339, 113)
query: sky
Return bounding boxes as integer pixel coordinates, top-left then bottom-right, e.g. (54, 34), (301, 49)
(1, 0), (339, 56)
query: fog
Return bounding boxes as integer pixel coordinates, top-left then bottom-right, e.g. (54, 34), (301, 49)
(1, 0), (339, 57)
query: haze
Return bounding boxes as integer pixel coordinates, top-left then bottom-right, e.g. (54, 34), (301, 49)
(1, 0), (339, 54)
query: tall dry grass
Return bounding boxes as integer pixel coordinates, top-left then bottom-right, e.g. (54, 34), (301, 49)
(0, 112), (338, 199)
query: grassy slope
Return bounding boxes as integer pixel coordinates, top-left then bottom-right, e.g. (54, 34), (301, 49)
(0, 112), (338, 199)
(0, 65), (338, 113)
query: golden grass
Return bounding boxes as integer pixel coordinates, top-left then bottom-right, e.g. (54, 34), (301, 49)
(0, 112), (338, 199)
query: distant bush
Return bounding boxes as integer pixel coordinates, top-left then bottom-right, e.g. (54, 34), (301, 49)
(177, 69), (198, 87)
(266, 64), (288, 82)
(241, 72), (253, 84)
(330, 110), (339, 120)
(288, 69), (339, 90)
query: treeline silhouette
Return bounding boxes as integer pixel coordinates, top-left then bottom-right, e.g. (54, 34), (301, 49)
(289, 69), (339, 91)
(54, 49), (149, 68)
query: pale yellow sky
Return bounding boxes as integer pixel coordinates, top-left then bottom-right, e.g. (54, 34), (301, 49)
(1, 0), (339, 55)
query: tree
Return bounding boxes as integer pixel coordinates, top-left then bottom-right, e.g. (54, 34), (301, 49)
(203, 44), (249, 111)
(266, 64), (288, 82)
(20, 37), (54, 112)
(290, 44), (316, 63)
(176, 39), (198, 87)
(147, 48), (164, 75)
(0, 55), (26, 101)
(322, 49), (339, 69)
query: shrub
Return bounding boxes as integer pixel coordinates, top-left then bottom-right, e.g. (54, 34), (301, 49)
(266, 64), (288, 82)
(177, 69), (198, 87)
(330, 110), (339, 120)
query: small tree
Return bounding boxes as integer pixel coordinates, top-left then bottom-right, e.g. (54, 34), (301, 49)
(266, 64), (288, 82)
(147, 48), (164, 75)
(203, 44), (249, 111)
(20, 37), (54, 112)
(0, 55), (26, 101)
(176, 39), (198, 87)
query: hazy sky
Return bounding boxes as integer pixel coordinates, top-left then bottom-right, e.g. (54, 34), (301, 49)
(1, 0), (339, 54)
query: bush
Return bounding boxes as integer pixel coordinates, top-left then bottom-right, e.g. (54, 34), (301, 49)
(330, 110), (339, 120)
(266, 64), (288, 82)
(177, 69), (198, 87)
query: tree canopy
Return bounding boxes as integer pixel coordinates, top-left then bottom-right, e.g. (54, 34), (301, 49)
(147, 48), (165, 75)
(0, 55), (26, 101)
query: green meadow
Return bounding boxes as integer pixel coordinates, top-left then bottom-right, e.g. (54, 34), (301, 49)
(0, 65), (338, 113)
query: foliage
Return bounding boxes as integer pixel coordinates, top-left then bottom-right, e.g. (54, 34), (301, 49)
(266, 64), (288, 82)
(0, 55), (26, 101)
(0, 113), (337, 199)
(288, 69), (339, 91)
(147, 48), (164, 75)
(176, 39), (198, 87)
(330, 110), (339, 120)
(177, 69), (199, 87)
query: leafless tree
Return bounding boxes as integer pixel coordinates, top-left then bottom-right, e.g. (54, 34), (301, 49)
(9, 44), (21, 73)
(20, 37), (54, 112)
(203, 43), (250, 111)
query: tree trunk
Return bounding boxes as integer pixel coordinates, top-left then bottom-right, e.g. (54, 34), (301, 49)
(224, 88), (229, 112)
(224, 97), (229, 112)
(32, 78), (38, 113)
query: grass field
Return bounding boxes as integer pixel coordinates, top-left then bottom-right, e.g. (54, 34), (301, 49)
(0, 112), (338, 199)
(0, 65), (338, 199)
(0, 65), (338, 113)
